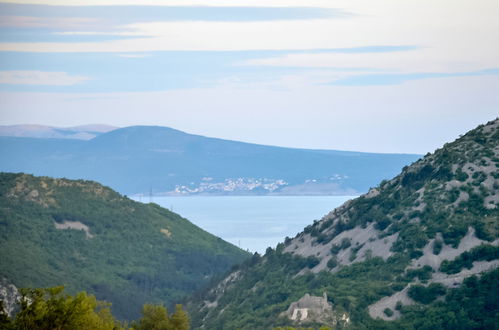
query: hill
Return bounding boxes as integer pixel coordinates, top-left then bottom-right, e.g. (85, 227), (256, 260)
(186, 118), (499, 329)
(0, 173), (249, 320)
(0, 125), (420, 196)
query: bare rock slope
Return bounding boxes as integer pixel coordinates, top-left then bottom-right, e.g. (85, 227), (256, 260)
(188, 119), (498, 329)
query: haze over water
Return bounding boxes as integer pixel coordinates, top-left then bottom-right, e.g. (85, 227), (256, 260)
(141, 195), (355, 253)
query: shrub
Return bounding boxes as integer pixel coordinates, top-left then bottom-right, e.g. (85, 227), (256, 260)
(432, 239), (443, 255)
(408, 283), (446, 304)
(330, 244), (341, 254)
(383, 308), (394, 317)
(306, 256), (320, 268)
(440, 244), (499, 274)
(317, 233), (333, 244)
(340, 238), (351, 249)
(349, 250), (357, 262)
(455, 168), (469, 182)
(374, 218), (391, 231)
(406, 265), (433, 281)
(327, 257), (338, 269)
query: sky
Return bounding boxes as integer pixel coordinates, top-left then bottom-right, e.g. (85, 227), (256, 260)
(0, 0), (498, 154)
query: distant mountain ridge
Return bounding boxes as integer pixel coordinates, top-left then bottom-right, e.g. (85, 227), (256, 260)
(0, 125), (420, 195)
(0, 124), (117, 140)
(186, 118), (499, 329)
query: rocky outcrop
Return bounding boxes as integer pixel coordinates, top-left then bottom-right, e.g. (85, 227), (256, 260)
(54, 220), (94, 239)
(283, 292), (350, 326)
(0, 278), (20, 317)
(286, 293), (331, 321)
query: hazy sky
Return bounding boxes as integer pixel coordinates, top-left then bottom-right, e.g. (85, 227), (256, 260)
(0, 0), (498, 153)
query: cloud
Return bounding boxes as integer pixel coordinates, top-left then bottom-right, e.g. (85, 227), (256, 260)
(239, 46), (499, 74)
(329, 69), (499, 86)
(0, 0), (497, 72)
(0, 4), (346, 23)
(0, 16), (104, 30)
(0, 71), (89, 85)
(0, 0), (342, 8)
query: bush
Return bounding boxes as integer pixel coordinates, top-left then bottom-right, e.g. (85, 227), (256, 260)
(317, 233), (334, 244)
(432, 239), (443, 255)
(306, 256), (320, 268)
(8, 286), (120, 329)
(383, 308), (394, 317)
(330, 244), (341, 254)
(406, 265), (433, 281)
(440, 244), (499, 274)
(455, 168), (469, 182)
(374, 218), (391, 231)
(401, 164), (434, 189)
(408, 283), (446, 304)
(327, 257), (338, 269)
(349, 250), (357, 262)
(340, 238), (351, 249)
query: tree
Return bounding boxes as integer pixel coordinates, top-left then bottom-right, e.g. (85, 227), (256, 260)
(170, 304), (189, 330)
(133, 303), (189, 330)
(133, 304), (171, 330)
(0, 301), (13, 329)
(13, 286), (118, 330)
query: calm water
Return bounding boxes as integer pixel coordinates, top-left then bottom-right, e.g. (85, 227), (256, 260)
(135, 196), (355, 253)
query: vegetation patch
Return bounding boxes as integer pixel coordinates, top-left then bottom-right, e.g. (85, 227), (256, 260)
(439, 244), (499, 274)
(407, 283), (446, 304)
(0, 173), (249, 320)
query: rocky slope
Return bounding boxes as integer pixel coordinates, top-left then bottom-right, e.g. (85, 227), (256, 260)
(187, 118), (498, 329)
(0, 173), (249, 320)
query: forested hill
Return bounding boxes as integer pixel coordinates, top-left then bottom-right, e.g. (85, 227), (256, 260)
(0, 173), (249, 320)
(187, 118), (499, 329)
(0, 125), (420, 195)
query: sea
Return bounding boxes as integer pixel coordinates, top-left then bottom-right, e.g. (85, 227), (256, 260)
(134, 195), (356, 254)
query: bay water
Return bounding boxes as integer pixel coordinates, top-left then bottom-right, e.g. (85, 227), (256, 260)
(138, 195), (355, 253)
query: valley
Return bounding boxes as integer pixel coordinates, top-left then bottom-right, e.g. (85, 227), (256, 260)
(0, 119), (497, 329)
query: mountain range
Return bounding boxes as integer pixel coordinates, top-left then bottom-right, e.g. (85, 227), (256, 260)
(0, 124), (117, 140)
(186, 118), (499, 329)
(0, 119), (497, 328)
(0, 125), (420, 196)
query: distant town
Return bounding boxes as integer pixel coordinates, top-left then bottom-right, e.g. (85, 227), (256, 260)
(167, 175), (350, 195)
(173, 177), (289, 194)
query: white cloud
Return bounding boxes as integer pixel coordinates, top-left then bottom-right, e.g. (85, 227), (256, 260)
(0, 0), (341, 8)
(239, 47), (498, 74)
(0, 16), (105, 30)
(1, 0), (497, 77)
(0, 71), (89, 86)
(1, 75), (498, 154)
(212, 70), (369, 91)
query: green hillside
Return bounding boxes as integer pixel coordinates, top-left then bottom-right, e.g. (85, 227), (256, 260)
(187, 118), (499, 329)
(0, 173), (249, 320)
